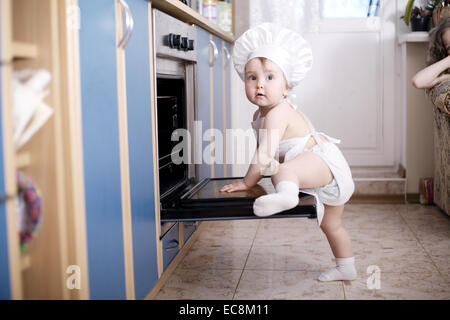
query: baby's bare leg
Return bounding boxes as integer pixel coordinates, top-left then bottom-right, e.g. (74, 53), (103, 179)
(321, 204), (353, 258)
(272, 152), (334, 188)
(318, 204), (357, 281)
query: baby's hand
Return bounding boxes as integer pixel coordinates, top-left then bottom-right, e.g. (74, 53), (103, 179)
(220, 179), (251, 193)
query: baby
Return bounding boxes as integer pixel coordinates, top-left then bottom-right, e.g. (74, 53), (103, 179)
(220, 23), (357, 282)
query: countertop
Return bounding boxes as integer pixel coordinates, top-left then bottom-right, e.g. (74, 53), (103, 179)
(151, 0), (236, 43)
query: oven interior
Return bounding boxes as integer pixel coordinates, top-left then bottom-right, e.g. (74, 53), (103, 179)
(157, 77), (188, 198)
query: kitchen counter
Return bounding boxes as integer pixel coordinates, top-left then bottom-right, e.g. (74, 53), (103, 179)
(151, 0), (235, 43)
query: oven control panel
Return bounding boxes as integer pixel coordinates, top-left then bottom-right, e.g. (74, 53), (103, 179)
(153, 9), (197, 62)
(168, 33), (195, 51)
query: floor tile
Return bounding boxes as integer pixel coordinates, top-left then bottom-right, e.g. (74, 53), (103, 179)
(342, 204), (406, 227)
(259, 217), (318, 230)
(343, 272), (450, 300)
(154, 204), (450, 300)
(204, 219), (261, 230)
(178, 243), (251, 270)
(155, 268), (242, 300)
(245, 244), (334, 272)
(400, 205), (450, 233)
(415, 231), (450, 256)
(428, 254), (450, 277)
(234, 270), (345, 300)
(353, 245), (440, 275)
(195, 222), (258, 247)
(253, 225), (330, 247)
(349, 225), (420, 251)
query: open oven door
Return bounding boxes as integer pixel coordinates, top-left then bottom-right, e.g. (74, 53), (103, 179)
(160, 177), (317, 222)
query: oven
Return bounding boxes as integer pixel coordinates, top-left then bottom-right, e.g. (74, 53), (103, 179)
(152, 9), (316, 238)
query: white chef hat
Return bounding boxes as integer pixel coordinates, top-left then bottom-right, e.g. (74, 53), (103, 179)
(233, 23), (313, 88)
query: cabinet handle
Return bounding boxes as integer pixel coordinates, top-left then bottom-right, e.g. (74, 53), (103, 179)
(118, 0), (134, 49)
(184, 222), (196, 226)
(165, 239), (179, 251)
(209, 39), (218, 67)
(222, 46), (230, 68)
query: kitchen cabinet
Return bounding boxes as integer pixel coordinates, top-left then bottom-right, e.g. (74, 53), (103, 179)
(1, 0), (161, 300)
(2, 0), (237, 300)
(223, 41), (232, 178)
(161, 223), (179, 270)
(0, 0), (74, 300)
(0, 4), (13, 298)
(78, 0), (159, 299)
(78, 0), (127, 300)
(197, 28), (232, 179)
(197, 27), (212, 180)
(121, 0), (159, 300)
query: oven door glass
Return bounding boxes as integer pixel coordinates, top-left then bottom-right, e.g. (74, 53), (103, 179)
(160, 177), (317, 222)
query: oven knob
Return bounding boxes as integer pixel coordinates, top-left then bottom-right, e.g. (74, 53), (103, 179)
(188, 39), (194, 51)
(168, 33), (175, 48)
(168, 33), (181, 49)
(180, 37), (189, 51)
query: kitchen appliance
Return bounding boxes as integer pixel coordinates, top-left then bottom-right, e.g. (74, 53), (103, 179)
(152, 9), (316, 237)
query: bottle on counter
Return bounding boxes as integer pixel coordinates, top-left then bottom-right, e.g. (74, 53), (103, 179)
(217, 0), (232, 33)
(202, 0), (218, 25)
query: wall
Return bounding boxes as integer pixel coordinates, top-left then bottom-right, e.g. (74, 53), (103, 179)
(397, 0), (435, 194)
(406, 42), (435, 194)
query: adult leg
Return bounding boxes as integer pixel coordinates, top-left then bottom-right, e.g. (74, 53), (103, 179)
(318, 204), (357, 281)
(253, 152), (333, 217)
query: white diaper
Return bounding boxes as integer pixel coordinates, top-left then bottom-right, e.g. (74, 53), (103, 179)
(319, 178), (340, 199)
(300, 141), (355, 226)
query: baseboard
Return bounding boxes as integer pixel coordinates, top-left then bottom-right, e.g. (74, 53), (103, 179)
(349, 193), (421, 204)
(406, 193), (420, 203)
(144, 222), (206, 300)
(349, 194), (406, 204)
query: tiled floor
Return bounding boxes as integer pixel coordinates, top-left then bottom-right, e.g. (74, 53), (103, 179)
(155, 204), (450, 300)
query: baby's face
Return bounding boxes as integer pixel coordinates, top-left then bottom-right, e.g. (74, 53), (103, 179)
(244, 58), (288, 109)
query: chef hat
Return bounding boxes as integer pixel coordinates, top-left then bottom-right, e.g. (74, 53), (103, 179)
(233, 23), (313, 88)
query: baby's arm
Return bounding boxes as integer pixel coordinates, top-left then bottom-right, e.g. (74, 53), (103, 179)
(243, 109), (287, 188)
(412, 55), (450, 89)
(220, 108), (288, 193)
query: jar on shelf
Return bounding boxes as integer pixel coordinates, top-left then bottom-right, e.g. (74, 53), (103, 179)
(202, 0), (218, 25)
(217, 0), (232, 33)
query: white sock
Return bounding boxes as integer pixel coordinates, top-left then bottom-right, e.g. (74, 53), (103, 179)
(318, 257), (357, 282)
(253, 181), (299, 217)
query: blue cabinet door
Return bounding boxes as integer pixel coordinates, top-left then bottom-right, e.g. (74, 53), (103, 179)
(78, 0), (126, 299)
(197, 27), (212, 180)
(123, 0), (158, 300)
(197, 30), (229, 179)
(0, 20), (11, 299)
(223, 41), (232, 177)
(212, 35), (224, 178)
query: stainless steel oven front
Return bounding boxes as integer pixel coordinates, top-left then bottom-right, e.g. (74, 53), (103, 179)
(153, 9), (198, 236)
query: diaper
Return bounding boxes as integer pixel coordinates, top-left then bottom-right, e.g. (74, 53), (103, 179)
(318, 178), (340, 199)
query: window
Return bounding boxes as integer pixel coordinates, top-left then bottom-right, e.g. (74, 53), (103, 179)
(321, 0), (380, 19)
